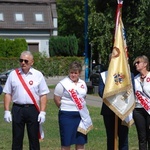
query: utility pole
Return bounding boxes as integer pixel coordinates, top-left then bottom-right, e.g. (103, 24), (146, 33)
(84, 0), (89, 82)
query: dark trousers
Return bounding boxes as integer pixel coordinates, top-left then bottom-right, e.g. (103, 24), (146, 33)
(133, 108), (150, 150)
(103, 115), (128, 150)
(12, 104), (40, 150)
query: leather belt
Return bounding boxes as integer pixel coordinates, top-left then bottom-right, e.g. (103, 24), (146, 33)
(13, 103), (34, 107)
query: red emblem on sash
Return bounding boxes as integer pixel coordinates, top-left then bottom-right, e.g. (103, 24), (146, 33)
(146, 77), (150, 82)
(29, 80), (33, 85)
(81, 84), (84, 88)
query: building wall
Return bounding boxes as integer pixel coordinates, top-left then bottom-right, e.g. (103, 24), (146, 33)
(0, 0), (58, 58)
(0, 30), (50, 57)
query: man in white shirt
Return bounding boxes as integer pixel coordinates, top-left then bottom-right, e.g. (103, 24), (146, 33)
(3, 51), (50, 150)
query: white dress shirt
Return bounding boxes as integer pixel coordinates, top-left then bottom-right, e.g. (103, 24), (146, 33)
(3, 68), (50, 105)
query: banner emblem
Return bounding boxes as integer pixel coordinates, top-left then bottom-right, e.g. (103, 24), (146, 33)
(113, 73), (125, 85)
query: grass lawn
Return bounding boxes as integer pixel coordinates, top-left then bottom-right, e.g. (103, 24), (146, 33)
(0, 92), (139, 150)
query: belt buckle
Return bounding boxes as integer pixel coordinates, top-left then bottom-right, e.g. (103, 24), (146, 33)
(25, 104), (30, 107)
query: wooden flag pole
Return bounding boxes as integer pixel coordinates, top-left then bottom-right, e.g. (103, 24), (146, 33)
(114, 115), (118, 150)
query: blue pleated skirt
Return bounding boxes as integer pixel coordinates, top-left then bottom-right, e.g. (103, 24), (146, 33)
(58, 110), (87, 146)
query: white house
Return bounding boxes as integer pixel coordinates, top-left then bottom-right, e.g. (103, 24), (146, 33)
(0, 0), (58, 57)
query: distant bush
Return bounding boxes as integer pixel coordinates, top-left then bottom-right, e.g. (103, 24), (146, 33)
(49, 35), (78, 56)
(0, 38), (27, 57)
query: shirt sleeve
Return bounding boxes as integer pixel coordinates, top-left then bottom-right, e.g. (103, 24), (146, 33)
(98, 75), (105, 98)
(3, 71), (14, 94)
(54, 82), (64, 97)
(131, 73), (135, 92)
(38, 74), (50, 95)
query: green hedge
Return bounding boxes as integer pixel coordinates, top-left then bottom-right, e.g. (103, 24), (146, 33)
(0, 38), (27, 57)
(49, 35), (78, 56)
(0, 55), (84, 77)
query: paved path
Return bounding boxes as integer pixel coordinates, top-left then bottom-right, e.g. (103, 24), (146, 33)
(45, 77), (102, 108)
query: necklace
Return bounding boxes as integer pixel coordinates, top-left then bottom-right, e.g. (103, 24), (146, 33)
(140, 76), (146, 80)
(140, 71), (149, 80)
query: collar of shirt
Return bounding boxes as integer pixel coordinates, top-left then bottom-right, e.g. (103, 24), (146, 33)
(18, 67), (33, 75)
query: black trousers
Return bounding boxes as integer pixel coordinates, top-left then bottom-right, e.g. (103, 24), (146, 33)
(133, 108), (150, 150)
(103, 114), (129, 150)
(12, 104), (40, 150)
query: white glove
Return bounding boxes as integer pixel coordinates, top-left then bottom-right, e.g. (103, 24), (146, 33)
(38, 111), (46, 124)
(4, 110), (12, 123)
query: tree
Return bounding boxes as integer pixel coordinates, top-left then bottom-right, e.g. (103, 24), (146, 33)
(88, 0), (150, 68)
(56, 0), (85, 56)
(88, 0), (116, 66)
(56, 0), (150, 69)
(123, 0), (150, 65)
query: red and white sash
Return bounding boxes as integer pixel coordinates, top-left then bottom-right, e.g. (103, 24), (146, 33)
(135, 90), (150, 113)
(135, 74), (150, 114)
(60, 77), (93, 135)
(15, 69), (44, 140)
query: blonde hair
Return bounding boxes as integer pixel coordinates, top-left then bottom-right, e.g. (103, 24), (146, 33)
(133, 55), (149, 70)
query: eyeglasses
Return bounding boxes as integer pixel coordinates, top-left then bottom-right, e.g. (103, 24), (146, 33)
(19, 59), (29, 64)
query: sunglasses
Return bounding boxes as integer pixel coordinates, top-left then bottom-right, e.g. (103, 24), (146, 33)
(134, 61), (142, 65)
(19, 59), (29, 64)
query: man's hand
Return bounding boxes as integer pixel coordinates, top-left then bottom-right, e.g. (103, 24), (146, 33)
(38, 111), (46, 124)
(4, 110), (12, 123)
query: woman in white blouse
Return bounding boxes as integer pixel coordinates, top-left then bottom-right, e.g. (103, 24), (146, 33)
(133, 55), (150, 150)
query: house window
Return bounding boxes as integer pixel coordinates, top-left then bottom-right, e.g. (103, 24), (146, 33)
(15, 13), (24, 22)
(28, 43), (39, 53)
(0, 13), (4, 21)
(35, 13), (44, 22)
